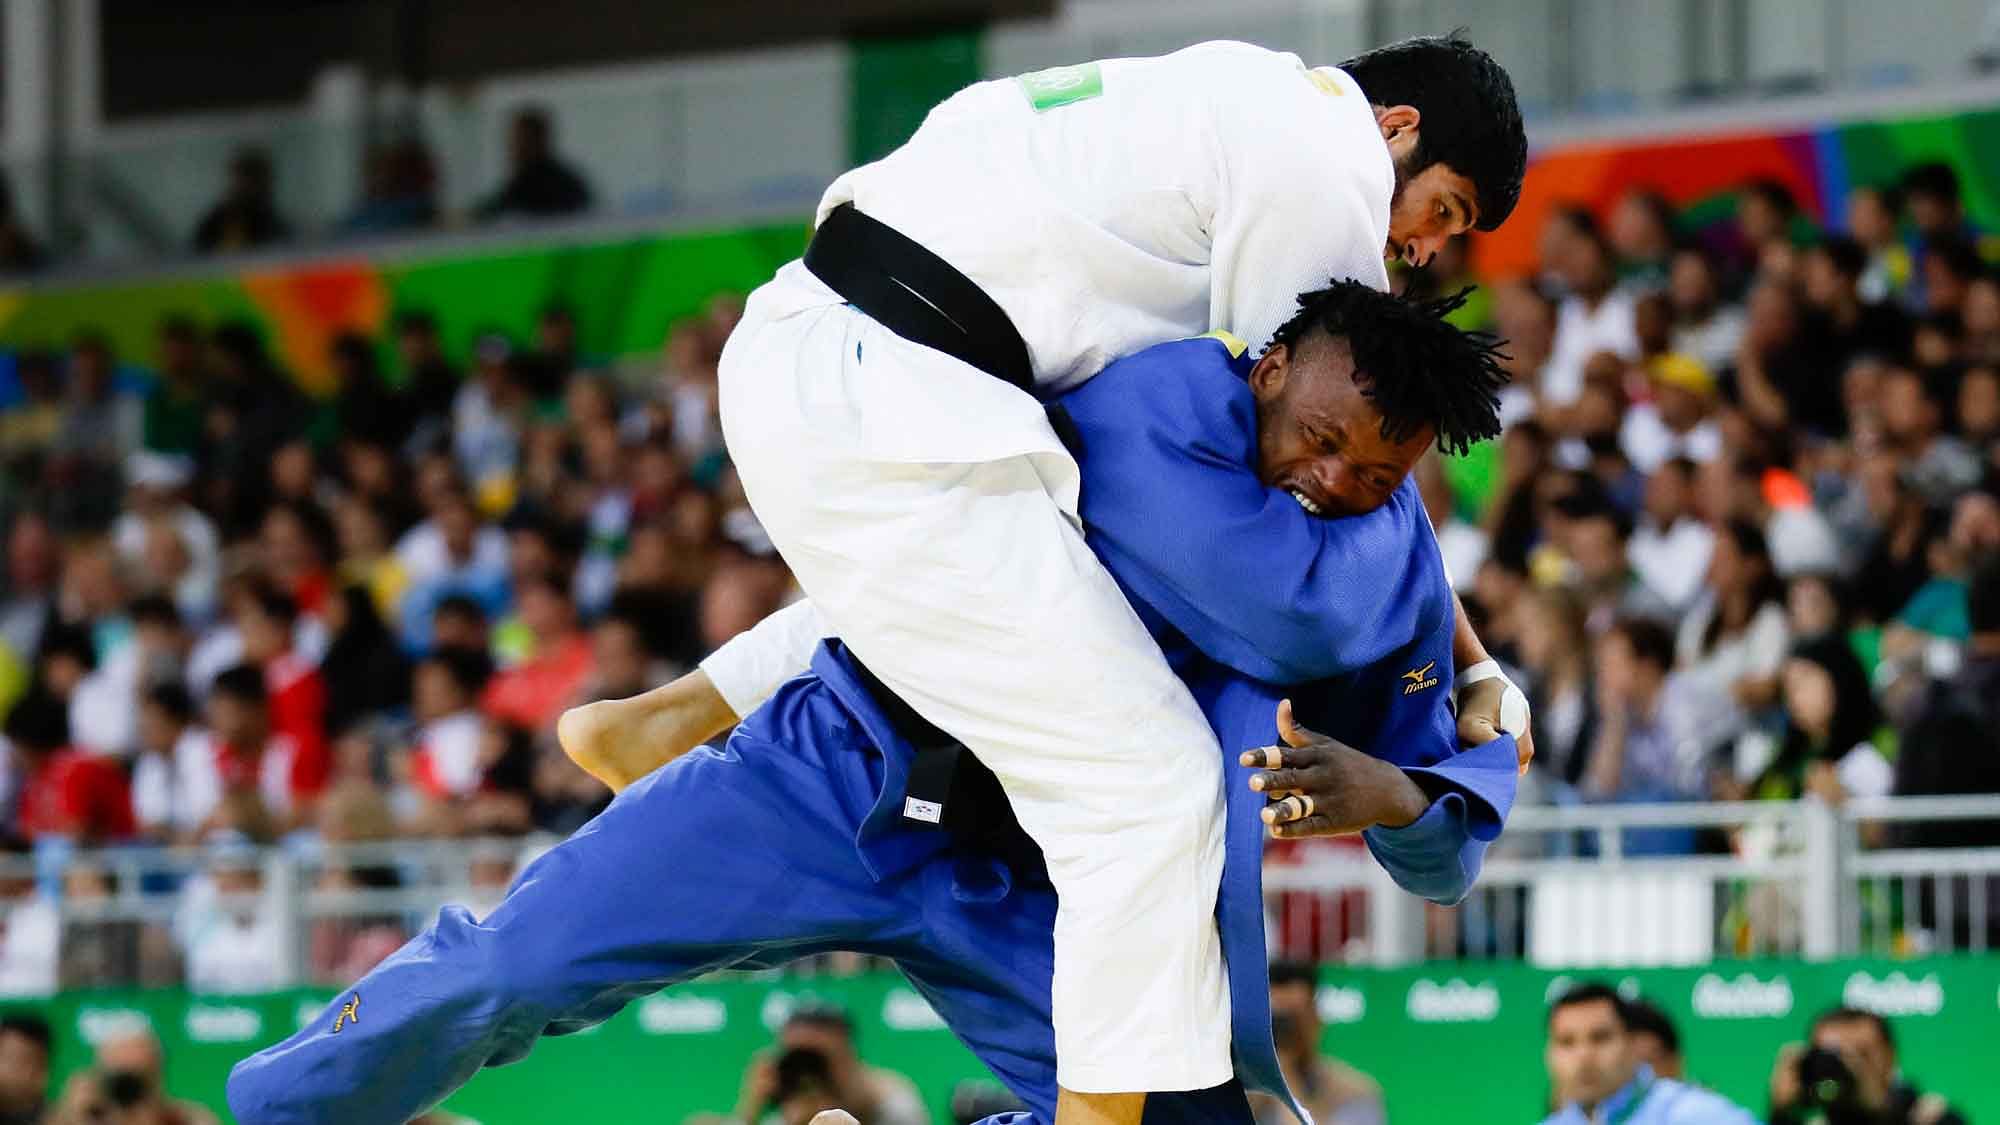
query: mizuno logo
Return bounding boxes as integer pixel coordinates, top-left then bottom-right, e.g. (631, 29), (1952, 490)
(333, 995), (360, 1033)
(1401, 661), (1439, 695)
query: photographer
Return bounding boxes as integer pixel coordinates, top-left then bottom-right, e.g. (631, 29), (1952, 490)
(1248, 962), (1384, 1125)
(1768, 1007), (1966, 1125)
(49, 1028), (217, 1125)
(731, 1005), (927, 1125)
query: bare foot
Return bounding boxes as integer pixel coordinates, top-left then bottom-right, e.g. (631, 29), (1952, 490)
(556, 699), (625, 786)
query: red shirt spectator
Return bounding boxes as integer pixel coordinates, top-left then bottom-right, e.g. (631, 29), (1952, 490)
(16, 749), (135, 842)
(236, 584), (330, 801)
(482, 576), (592, 730)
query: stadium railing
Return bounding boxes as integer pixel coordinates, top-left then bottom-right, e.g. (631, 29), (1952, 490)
(1, 794), (1997, 993)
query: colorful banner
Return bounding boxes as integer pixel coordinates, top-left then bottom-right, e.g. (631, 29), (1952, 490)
(14, 957), (1999, 1124)
(1473, 103), (2000, 280)
(0, 221), (810, 395)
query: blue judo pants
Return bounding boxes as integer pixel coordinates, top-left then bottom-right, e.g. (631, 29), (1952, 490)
(226, 672), (1253, 1125)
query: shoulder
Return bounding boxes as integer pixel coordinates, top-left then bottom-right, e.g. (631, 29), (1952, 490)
(1070, 336), (1257, 440)
(1655, 1079), (1756, 1123)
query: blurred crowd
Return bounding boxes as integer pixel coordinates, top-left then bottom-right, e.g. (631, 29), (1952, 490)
(1402, 160), (2000, 864)
(0, 285), (794, 995)
(0, 104), (597, 273)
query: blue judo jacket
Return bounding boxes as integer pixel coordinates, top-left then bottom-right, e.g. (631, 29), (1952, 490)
(812, 334), (1520, 1112)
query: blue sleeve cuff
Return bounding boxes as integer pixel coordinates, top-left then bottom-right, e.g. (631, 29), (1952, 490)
(1363, 792), (1478, 905)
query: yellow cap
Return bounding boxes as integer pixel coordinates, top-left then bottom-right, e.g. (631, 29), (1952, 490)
(1648, 352), (1716, 398)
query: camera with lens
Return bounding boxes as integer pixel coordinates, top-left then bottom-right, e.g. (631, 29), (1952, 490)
(1797, 1047), (1873, 1125)
(768, 1045), (836, 1111)
(81, 1067), (153, 1123)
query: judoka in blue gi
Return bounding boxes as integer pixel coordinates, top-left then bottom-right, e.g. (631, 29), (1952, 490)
(227, 281), (1523, 1125)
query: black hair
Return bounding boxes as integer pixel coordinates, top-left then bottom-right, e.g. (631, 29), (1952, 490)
(1548, 982), (1630, 1029)
(1928, 236), (1986, 283)
(210, 663), (268, 708)
(1267, 961), (1319, 992)
(1812, 1006), (1895, 1052)
(0, 1012), (52, 1056)
(1814, 235), (1868, 281)
(159, 314), (200, 343)
(1743, 177), (1798, 218)
(267, 499), (338, 564)
(1902, 161), (1961, 206)
(395, 309), (438, 335)
(425, 645), (494, 698)
(1608, 616), (1677, 674)
(38, 623), (96, 674)
(4, 691), (68, 751)
(1266, 279), (1508, 455)
(1620, 998), (1681, 1055)
(784, 1002), (855, 1043)
(1338, 31), (1526, 231)
(145, 680), (196, 724)
(434, 594), (488, 627)
(243, 582), (299, 628)
(1970, 551), (2000, 637)
(1854, 182), (1905, 217)
(128, 593), (183, 631)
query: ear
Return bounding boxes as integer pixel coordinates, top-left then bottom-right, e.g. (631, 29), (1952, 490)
(1373, 104), (1420, 141)
(1248, 342), (1290, 401)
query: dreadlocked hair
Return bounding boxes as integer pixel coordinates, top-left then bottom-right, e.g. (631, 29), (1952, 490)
(1265, 278), (1510, 456)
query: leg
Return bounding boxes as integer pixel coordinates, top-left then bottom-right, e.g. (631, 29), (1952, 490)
(898, 853), (1250, 1125)
(721, 300), (1230, 1092)
(227, 680), (908, 1125)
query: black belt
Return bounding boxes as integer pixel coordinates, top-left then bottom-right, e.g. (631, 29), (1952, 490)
(805, 205), (1042, 871)
(804, 203), (1034, 391)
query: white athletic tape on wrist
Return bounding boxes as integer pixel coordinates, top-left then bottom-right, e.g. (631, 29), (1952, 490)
(1456, 659), (1530, 738)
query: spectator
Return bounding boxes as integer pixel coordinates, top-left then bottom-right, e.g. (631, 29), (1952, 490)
(192, 148), (289, 255)
(1846, 184), (1912, 303)
(1628, 458), (1715, 615)
(69, 593), (190, 758)
(1608, 190), (1677, 287)
(334, 496), (409, 621)
(1737, 178), (1800, 262)
(1585, 617), (1706, 854)
(394, 310), (460, 439)
(6, 692), (134, 844)
(1730, 636), (1890, 805)
(1769, 1007), (1966, 1125)
(409, 646), (492, 805)
(584, 609), (659, 704)
(201, 323), (308, 537)
(1542, 983), (1754, 1125)
(1894, 553), (2000, 838)
(482, 574), (591, 731)
(1542, 210), (1639, 410)
(1963, 275), (2000, 361)
(1886, 489), (2000, 649)
(1517, 586), (1596, 789)
(202, 664), (293, 840)
(460, 718), (537, 837)
(476, 107), (592, 221)
(1902, 161), (1974, 248)
(0, 174), (45, 275)
(1735, 279), (1844, 437)
(319, 584), (410, 738)
(176, 840), (286, 994)
(1880, 365), (1981, 506)
(732, 1005), (926, 1125)
(397, 489), (511, 655)
(113, 454), (220, 623)
(1248, 961), (1384, 1125)
(143, 317), (208, 457)
(1491, 282), (1556, 426)
(1621, 354), (1722, 474)
(235, 584), (330, 805)
(324, 332), (406, 451)
(1666, 247), (1746, 378)
(1555, 491), (1665, 625)
(1416, 454), (1487, 590)
(131, 682), (215, 844)
(0, 1012), (51, 1122)
(51, 1027), (220, 1125)
(0, 513), (56, 664)
(0, 842), (58, 997)
(451, 335), (528, 503)
(1802, 236), (1914, 373)
(0, 353), (63, 485)
(50, 334), (141, 524)
(339, 138), (438, 238)
(1919, 237), (1986, 319)
(1621, 998), (1684, 1082)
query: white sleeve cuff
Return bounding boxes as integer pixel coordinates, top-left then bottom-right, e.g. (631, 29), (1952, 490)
(698, 597), (831, 718)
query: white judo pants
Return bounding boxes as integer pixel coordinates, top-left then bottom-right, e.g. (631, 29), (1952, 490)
(716, 264), (1231, 1093)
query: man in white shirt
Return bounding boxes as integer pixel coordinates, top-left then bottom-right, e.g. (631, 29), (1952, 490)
(1620, 353), (1723, 475)
(1541, 210), (1639, 409)
(713, 34), (1526, 1122)
(1627, 459), (1715, 616)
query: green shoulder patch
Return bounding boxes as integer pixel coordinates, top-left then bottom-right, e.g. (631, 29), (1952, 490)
(1017, 62), (1104, 112)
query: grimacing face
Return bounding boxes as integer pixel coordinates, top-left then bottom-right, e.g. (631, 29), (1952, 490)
(1249, 332), (1435, 520)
